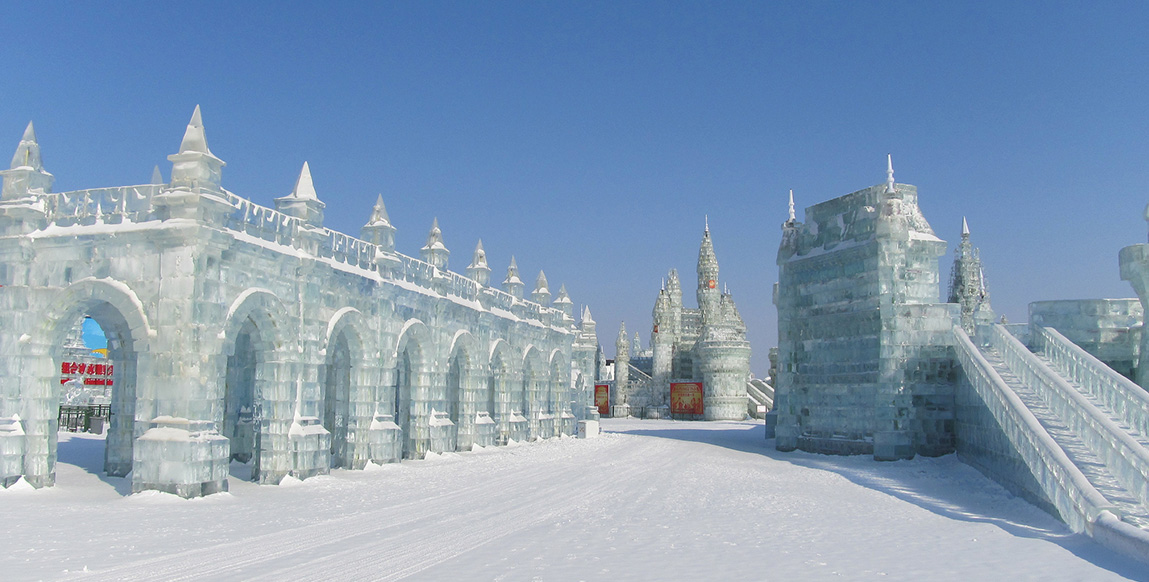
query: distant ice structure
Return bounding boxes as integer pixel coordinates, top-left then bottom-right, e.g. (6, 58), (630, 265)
(611, 223), (752, 420)
(0, 106), (601, 498)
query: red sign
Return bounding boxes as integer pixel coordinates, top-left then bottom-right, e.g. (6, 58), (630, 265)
(60, 360), (114, 386)
(670, 382), (704, 415)
(594, 384), (610, 416)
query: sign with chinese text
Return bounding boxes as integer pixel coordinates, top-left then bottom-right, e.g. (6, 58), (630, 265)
(594, 384), (610, 415)
(670, 382), (704, 415)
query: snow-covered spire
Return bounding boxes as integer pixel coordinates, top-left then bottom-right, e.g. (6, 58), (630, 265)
(503, 256), (524, 298)
(274, 162), (325, 225)
(291, 162), (318, 200)
(178, 105), (213, 156)
(420, 217), (450, 270)
(553, 283), (573, 316)
(788, 189), (796, 222)
(581, 305), (594, 324)
(532, 270), (551, 305)
(705, 214), (710, 234)
(361, 194), (396, 251)
(1, 121), (55, 199)
(151, 165), (164, 185)
(168, 105), (225, 191)
(466, 239), (491, 286)
(962, 216), (970, 237)
(885, 153), (895, 194)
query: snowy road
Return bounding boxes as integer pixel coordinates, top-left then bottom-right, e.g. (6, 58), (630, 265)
(2, 420), (1145, 581)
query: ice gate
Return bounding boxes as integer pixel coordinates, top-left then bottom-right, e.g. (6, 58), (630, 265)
(0, 107), (600, 497)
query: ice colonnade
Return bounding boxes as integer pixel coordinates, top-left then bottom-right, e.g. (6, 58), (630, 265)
(0, 107), (601, 498)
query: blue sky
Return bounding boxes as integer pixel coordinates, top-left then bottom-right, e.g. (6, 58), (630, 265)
(5, 3), (1149, 375)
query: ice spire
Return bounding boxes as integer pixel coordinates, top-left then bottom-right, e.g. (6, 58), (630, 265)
(962, 216), (970, 237)
(1, 121), (55, 199)
(885, 154), (895, 194)
(581, 305), (594, 324)
(151, 165), (164, 185)
(178, 105), (213, 156)
(168, 105), (225, 191)
(532, 270), (551, 305)
(503, 256), (524, 298)
(553, 283), (573, 316)
(787, 189), (796, 222)
(466, 239), (491, 286)
(361, 194), (397, 251)
(274, 162), (324, 225)
(291, 162), (318, 200)
(420, 217), (449, 269)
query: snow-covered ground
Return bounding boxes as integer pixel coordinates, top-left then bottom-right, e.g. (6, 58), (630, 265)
(2, 419), (1145, 581)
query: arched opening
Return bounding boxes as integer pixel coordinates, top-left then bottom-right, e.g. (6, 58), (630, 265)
(223, 317), (264, 479)
(53, 304), (138, 480)
(323, 331), (352, 468)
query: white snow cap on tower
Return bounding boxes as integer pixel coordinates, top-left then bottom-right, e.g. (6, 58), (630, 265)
(291, 162), (318, 200)
(788, 189), (796, 222)
(885, 154), (895, 194)
(962, 216), (970, 236)
(581, 305), (594, 323)
(178, 105), (213, 156)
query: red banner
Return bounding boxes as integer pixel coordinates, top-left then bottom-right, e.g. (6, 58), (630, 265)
(670, 382), (704, 415)
(594, 384), (610, 416)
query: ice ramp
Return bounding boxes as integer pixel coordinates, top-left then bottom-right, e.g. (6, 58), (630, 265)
(953, 323), (1149, 563)
(747, 378), (773, 419)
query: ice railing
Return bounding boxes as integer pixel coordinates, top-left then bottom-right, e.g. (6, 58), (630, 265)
(989, 323), (1149, 509)
(1033, 326), (1149, 441)
(952, 325), (1117, 533)
(220, 190), (552, 321)
(41, 185), (164, 226)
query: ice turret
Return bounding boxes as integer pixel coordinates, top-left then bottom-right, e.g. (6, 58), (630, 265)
(787, 189), (796, 223)
(697, 222), (721, 324)
(614, 322), (630, 411)
(420, 218), (449, 270)
(580, 306), (596, 334)
(948, 216), (994, 333)
(553, 283), (573, 317)
(532, 270), (551, 305)
(632, 332), (642, 355)
(885, 154), (896, 194)
(151, 165), (164, 185)
(168, 105), (225, 192)
(1, 121), (55, 200)
(466, 239), (491, 286)
(274, 162), (325, 226)
(503, 256), (524, 298)
(360, 195), (396, 252)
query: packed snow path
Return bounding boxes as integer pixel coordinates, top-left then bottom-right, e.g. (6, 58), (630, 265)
(2, 421), (1145, 581)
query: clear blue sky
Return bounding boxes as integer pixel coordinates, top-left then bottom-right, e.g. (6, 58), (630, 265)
(5, 2), (1149, 376)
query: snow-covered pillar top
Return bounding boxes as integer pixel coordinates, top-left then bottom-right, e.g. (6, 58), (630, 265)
(420, 217), (450, 270)
(361, 194), (397, 251)
(167, 105), (226, 192)
(553, 283), (573, 317)
(0, 121), (55, 200)
(466, 239), (491, 286)
(503, 256), (524, 298)
(274, 161), (326, 227)
(532, 270), (551, 305)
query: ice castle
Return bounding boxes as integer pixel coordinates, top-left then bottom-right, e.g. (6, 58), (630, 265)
(0, 107), (601, 498)
(610, 225), (754, 421)
(774, 156), (1149, 561)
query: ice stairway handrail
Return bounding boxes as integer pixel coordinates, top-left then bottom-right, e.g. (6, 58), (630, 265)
(1033, 325), (1149, 440)
(953, 325), (1118, 531)
(989, 323), (1149, 509)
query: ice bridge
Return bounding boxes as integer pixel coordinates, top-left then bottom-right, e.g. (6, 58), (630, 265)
(0, 107), (600, 498)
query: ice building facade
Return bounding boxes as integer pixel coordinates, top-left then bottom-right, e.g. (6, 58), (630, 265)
(611, 225), (753, 421)
(0, 108), (600, 498)
(775, 157), (1149, 562)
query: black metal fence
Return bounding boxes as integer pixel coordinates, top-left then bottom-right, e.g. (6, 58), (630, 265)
(58, 404), (111, 433)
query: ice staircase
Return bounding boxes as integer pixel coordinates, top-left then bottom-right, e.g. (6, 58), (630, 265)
(747, 378), (773, 419)
(953, 323), (1149, 562)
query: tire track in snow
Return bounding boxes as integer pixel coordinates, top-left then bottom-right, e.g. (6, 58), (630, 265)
(75, 437), (637, 581)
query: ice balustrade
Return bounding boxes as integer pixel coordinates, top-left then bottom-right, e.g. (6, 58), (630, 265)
(41, 185), (164, 226)
(952, 325), (1117, 533)
(40, 187), (561, 322)
(988, 324), (1149, 508)
(1033, 326), (1149, 440)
